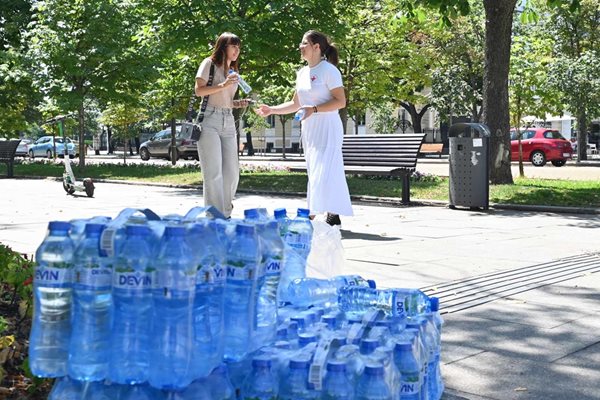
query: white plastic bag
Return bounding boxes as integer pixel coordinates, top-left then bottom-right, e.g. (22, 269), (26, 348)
(306, 220), (345, 278)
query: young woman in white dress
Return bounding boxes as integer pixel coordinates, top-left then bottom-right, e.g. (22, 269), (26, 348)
(256, 30), (353, 225)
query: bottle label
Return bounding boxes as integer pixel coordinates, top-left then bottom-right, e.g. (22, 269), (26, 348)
(212, 264), (226, 284)
(264, 256), (282, 276)
(35, 266), (70, 286)
(74, 267), (112, 288)
(114, 271), (153, 289)
(226, 263), (255, 281)
(400, 377), (420, 394)
(155, 269), (196, 291)
(285, 232), (310, 251)
(392, 292), (407, 319)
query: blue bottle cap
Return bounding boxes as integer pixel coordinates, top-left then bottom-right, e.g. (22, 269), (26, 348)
(274, 208), (287, 218)
(363, 364), (385, 376)
(298, 333), (317, 347)
(360, 338), (379, 354)
(290, 316), (306, 330)
(394, 341), (413, 353)
(322, 315), (337, 328)
(235, 223), (255, 235)
(126, 224), (151, 236)
(326, 360), (346, 372)
(164, 226), (185, 236)
(274, 340), (291, 350)
(310, 307), (325, 319)
(252, 356), (272, 368)
(244, 208), (260, 219)
(48, 221), (71, 231)
(289, 358), (310, 369)
(367, 279), (377, 289)
(266, 220), (278, 230)
(297, 208), (310, 217)
(85, 223), (105, 234)
(405, 322), (421, 331)
(430, 297), (440, 312)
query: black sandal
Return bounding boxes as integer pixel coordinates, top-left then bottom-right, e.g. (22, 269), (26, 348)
(326, 213), (341, 226)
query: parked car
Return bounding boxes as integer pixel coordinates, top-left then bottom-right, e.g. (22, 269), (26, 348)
(15, 139), (33, 157)
(510, 128), (573, 167)
(29, 136), (76, 159)
(139, 126), (198, 161)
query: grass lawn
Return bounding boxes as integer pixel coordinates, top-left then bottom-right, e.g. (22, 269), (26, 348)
(3, 160), (600, 208)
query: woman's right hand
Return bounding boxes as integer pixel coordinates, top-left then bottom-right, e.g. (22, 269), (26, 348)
(255, 104), (272, 117)
(220, 72), (239, 88)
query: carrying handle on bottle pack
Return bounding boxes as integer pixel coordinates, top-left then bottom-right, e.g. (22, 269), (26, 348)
(184, 206), (226, 221)
(100, 208), (162, 257)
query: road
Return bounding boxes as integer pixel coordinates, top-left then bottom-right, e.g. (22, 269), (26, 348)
(74, 151), (600, 181)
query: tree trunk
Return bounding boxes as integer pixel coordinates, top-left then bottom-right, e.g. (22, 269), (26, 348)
(279, 116), (287, 159)
(340, 107), (348, 135)
(483, 0), (517, 184)
(78, 103), (86, 172)
(400, 102), (431, 135)
(108, 126), (114, 154)
(577, 111), (587, 162)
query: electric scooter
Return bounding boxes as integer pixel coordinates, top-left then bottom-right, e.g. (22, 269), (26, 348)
(46, 114), (95, 197)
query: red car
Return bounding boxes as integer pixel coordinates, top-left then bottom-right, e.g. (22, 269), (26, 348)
(510, 128), (573, 167)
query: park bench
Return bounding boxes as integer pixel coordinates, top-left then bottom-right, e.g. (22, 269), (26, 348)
(419, 143), (444, 158)
(291, 133), (426, 204)
(0, 139), (21, 178)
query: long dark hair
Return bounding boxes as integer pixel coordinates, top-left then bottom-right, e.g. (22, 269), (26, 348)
(305, 30), (339, 66)
(209, 32), (241, 73)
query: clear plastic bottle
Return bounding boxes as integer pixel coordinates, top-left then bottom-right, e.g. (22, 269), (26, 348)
(393, 341), (421, 400)
(242, 357), (279, 400)
(273, 207), (290, 237)
(48, 376), (82, 399)
(278, 208), (313, 303)
(322, 360), (355, 400)
(256, 220), (284, 344)
(279, 357), (319, 400)
(209, 364), (235, 400)
(285, 275), (376, 308)
(355, 363), (392, 400)
(208, 220), (227, 363)
(339, 287), (429, 319)
(29, 221), (74, 377)
(149, 226), (197, 390)
(428, 297), (444, 398)
(188, 222), (218, 378)
(110, 224), (153, 384)
(229, 69), (252, 94)
(223, 223), (261, 362)
(68, 223), (112, 381)
(294, 109), (306, 121)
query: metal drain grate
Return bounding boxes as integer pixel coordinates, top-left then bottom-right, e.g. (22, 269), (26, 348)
(421, 252), (600, 314)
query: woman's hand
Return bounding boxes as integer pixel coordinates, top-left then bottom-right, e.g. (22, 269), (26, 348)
(297, 106), (315, 121)
(255, 104), (273, 117)
(233, 99), (253, 108)
(220, 71), (239, 88)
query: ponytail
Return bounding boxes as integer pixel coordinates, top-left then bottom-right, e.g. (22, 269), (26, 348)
(305, 30), (339, 66)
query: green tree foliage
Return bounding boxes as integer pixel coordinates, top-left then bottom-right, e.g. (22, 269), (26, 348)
(27, 0), (156, 168)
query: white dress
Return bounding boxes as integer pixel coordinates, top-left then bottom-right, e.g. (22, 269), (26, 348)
(296, 61), (353, 216)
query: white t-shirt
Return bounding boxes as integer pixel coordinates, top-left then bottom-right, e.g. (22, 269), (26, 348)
(296, 61), (343, 111)
(196, 58), (237, 109)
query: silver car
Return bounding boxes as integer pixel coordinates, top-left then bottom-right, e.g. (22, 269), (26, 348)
(139, 127), (198, 161)
(16, 139), (32, 157)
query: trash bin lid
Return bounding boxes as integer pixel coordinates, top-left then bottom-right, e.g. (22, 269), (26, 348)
(448, 123), (491, 138)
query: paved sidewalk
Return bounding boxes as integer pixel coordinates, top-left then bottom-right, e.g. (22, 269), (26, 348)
(0, 178), (599, 399)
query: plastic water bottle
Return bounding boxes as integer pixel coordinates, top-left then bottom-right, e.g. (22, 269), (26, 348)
(279, 208), (313, 303)
(229, 69), (252, 94)
(355, 364), (392, 400)
(322, 360), (354, 400)
(188, 222), (219, 377)
(394, 341), (421, 400)
(209, 364), (235, 400)
(223, 223), (261, 362)
(29, 221), (74, 377)
(273, 208), (290, 237)
(404, 325), (428, 400)
(120, 383), (165, 400)
(173, 378), (212, 400)
(149, 226), (197, 390)
(109, 225), (153, 384)
(68, 223), (112, 381)
(279, 357), (318, 400)
(429, 297), (444, 398)
(285, 275), (376, 308)
(242, 357), (279, 400)
(294, 109), (306, 121)
(206, 220), (227, 363)
(48, 376), (82, 399)
(256, 220), (284, 343)
(339, 287), (429, 320)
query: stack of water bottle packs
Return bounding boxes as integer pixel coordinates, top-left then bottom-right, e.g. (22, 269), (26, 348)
(30, 205), (445, 399)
